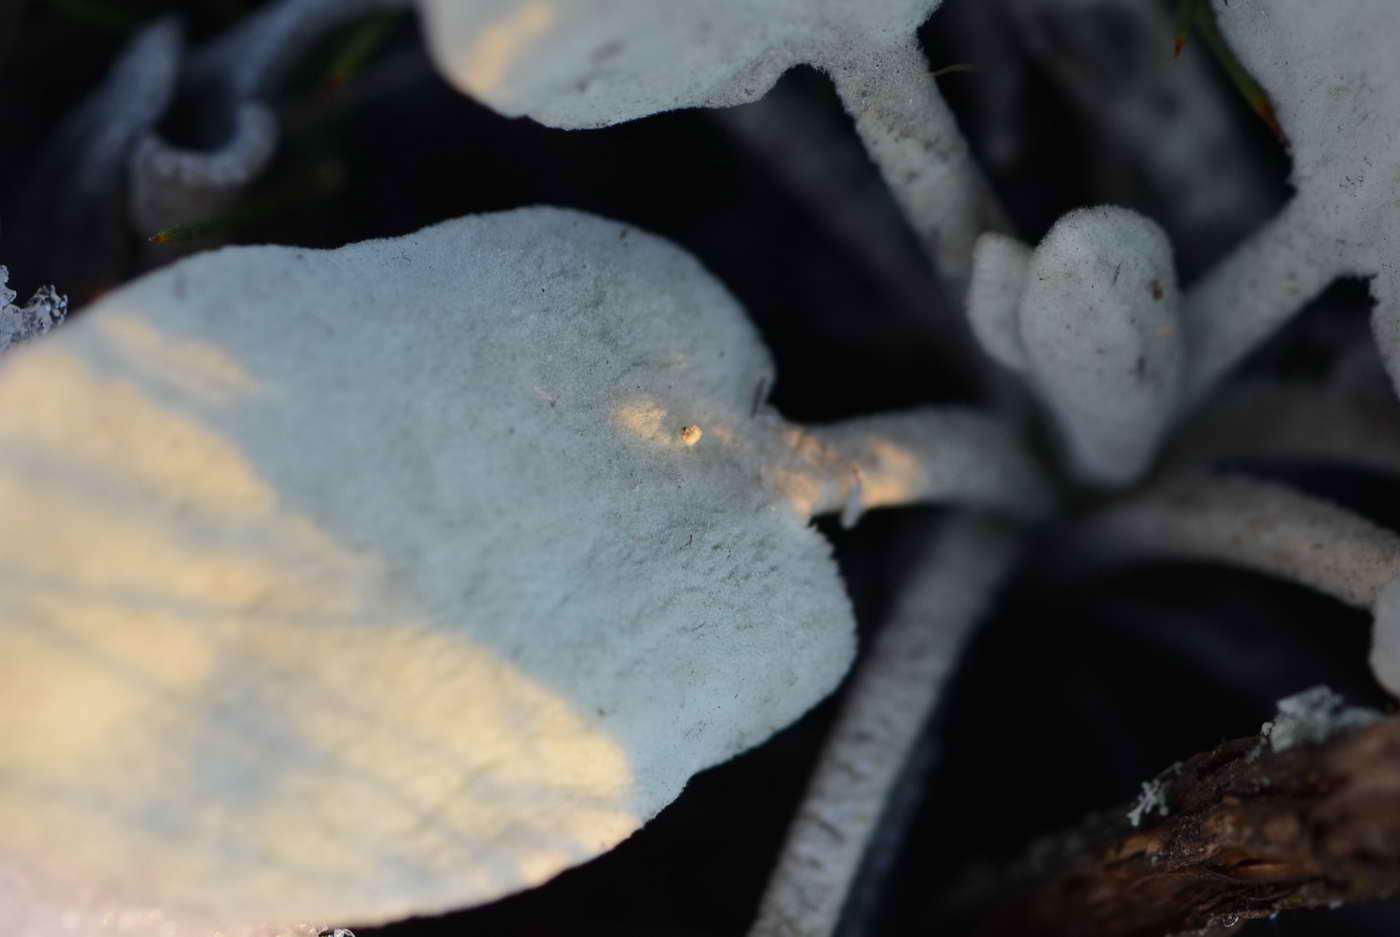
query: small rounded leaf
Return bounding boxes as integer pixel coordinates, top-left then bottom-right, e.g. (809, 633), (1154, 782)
(966, 231), (1031, 372)
(1018, 206), (1183, 485)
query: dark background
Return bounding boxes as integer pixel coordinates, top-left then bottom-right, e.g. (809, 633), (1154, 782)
(4, 1), (1397, 934)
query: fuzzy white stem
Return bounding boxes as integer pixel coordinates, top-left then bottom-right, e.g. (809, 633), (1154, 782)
(1181, 198), (1343, 402)
(714, 88), (1007, 405)
(129, 102), (278, 239)
(748, 514), (1022, 937)
(1074, 473), (1400, 608)
(826, 36), (1009, 293)
(784, 408), (1053, 524)
(716, 90), (945, 326)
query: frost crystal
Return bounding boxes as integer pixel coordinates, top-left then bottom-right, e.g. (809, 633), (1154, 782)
(1126, 778), (1169, 828)
(1126, 760), (1182, 828)
(0, 266), (68, 355)
(1261, 685), (1380, 754)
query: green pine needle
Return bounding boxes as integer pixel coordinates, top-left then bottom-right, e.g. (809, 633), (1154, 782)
(1174, 0), (1284, 143)
(148, 162), (347, 245)
(322, 12), (400, 91)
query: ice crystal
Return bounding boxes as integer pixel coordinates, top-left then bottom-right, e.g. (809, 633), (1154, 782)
(0, 266), (67, 355)
(1261, 685), (1380, 754)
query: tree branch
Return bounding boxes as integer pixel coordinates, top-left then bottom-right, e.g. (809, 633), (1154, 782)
(954, 714), (1400, 937)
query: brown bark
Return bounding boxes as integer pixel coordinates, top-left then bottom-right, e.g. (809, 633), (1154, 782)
(956, 716), (1400, 936)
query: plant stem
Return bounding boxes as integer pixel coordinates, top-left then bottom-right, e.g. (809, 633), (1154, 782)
(954, 715), (1400, 936)
(1181, 197), (1343, 402)
(189, 0), (410, 100)
(129, 103), (279, 240)
(749, 514), (1023, 937)
(782, 408), (1054, 524)
(1069, 472), (1400, 608)
(827, 35), (1011, 295)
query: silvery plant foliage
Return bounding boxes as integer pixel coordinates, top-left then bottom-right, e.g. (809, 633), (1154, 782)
(3, 1), (1400, 936)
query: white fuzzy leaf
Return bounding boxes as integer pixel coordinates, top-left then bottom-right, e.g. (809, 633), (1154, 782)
(0, 207), (860, 934)
(415, 0), (935, 129)
(1186, 0), (1400, 398)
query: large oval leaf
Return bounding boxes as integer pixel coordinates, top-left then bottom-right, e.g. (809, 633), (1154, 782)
(0, 207), (855, 934)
